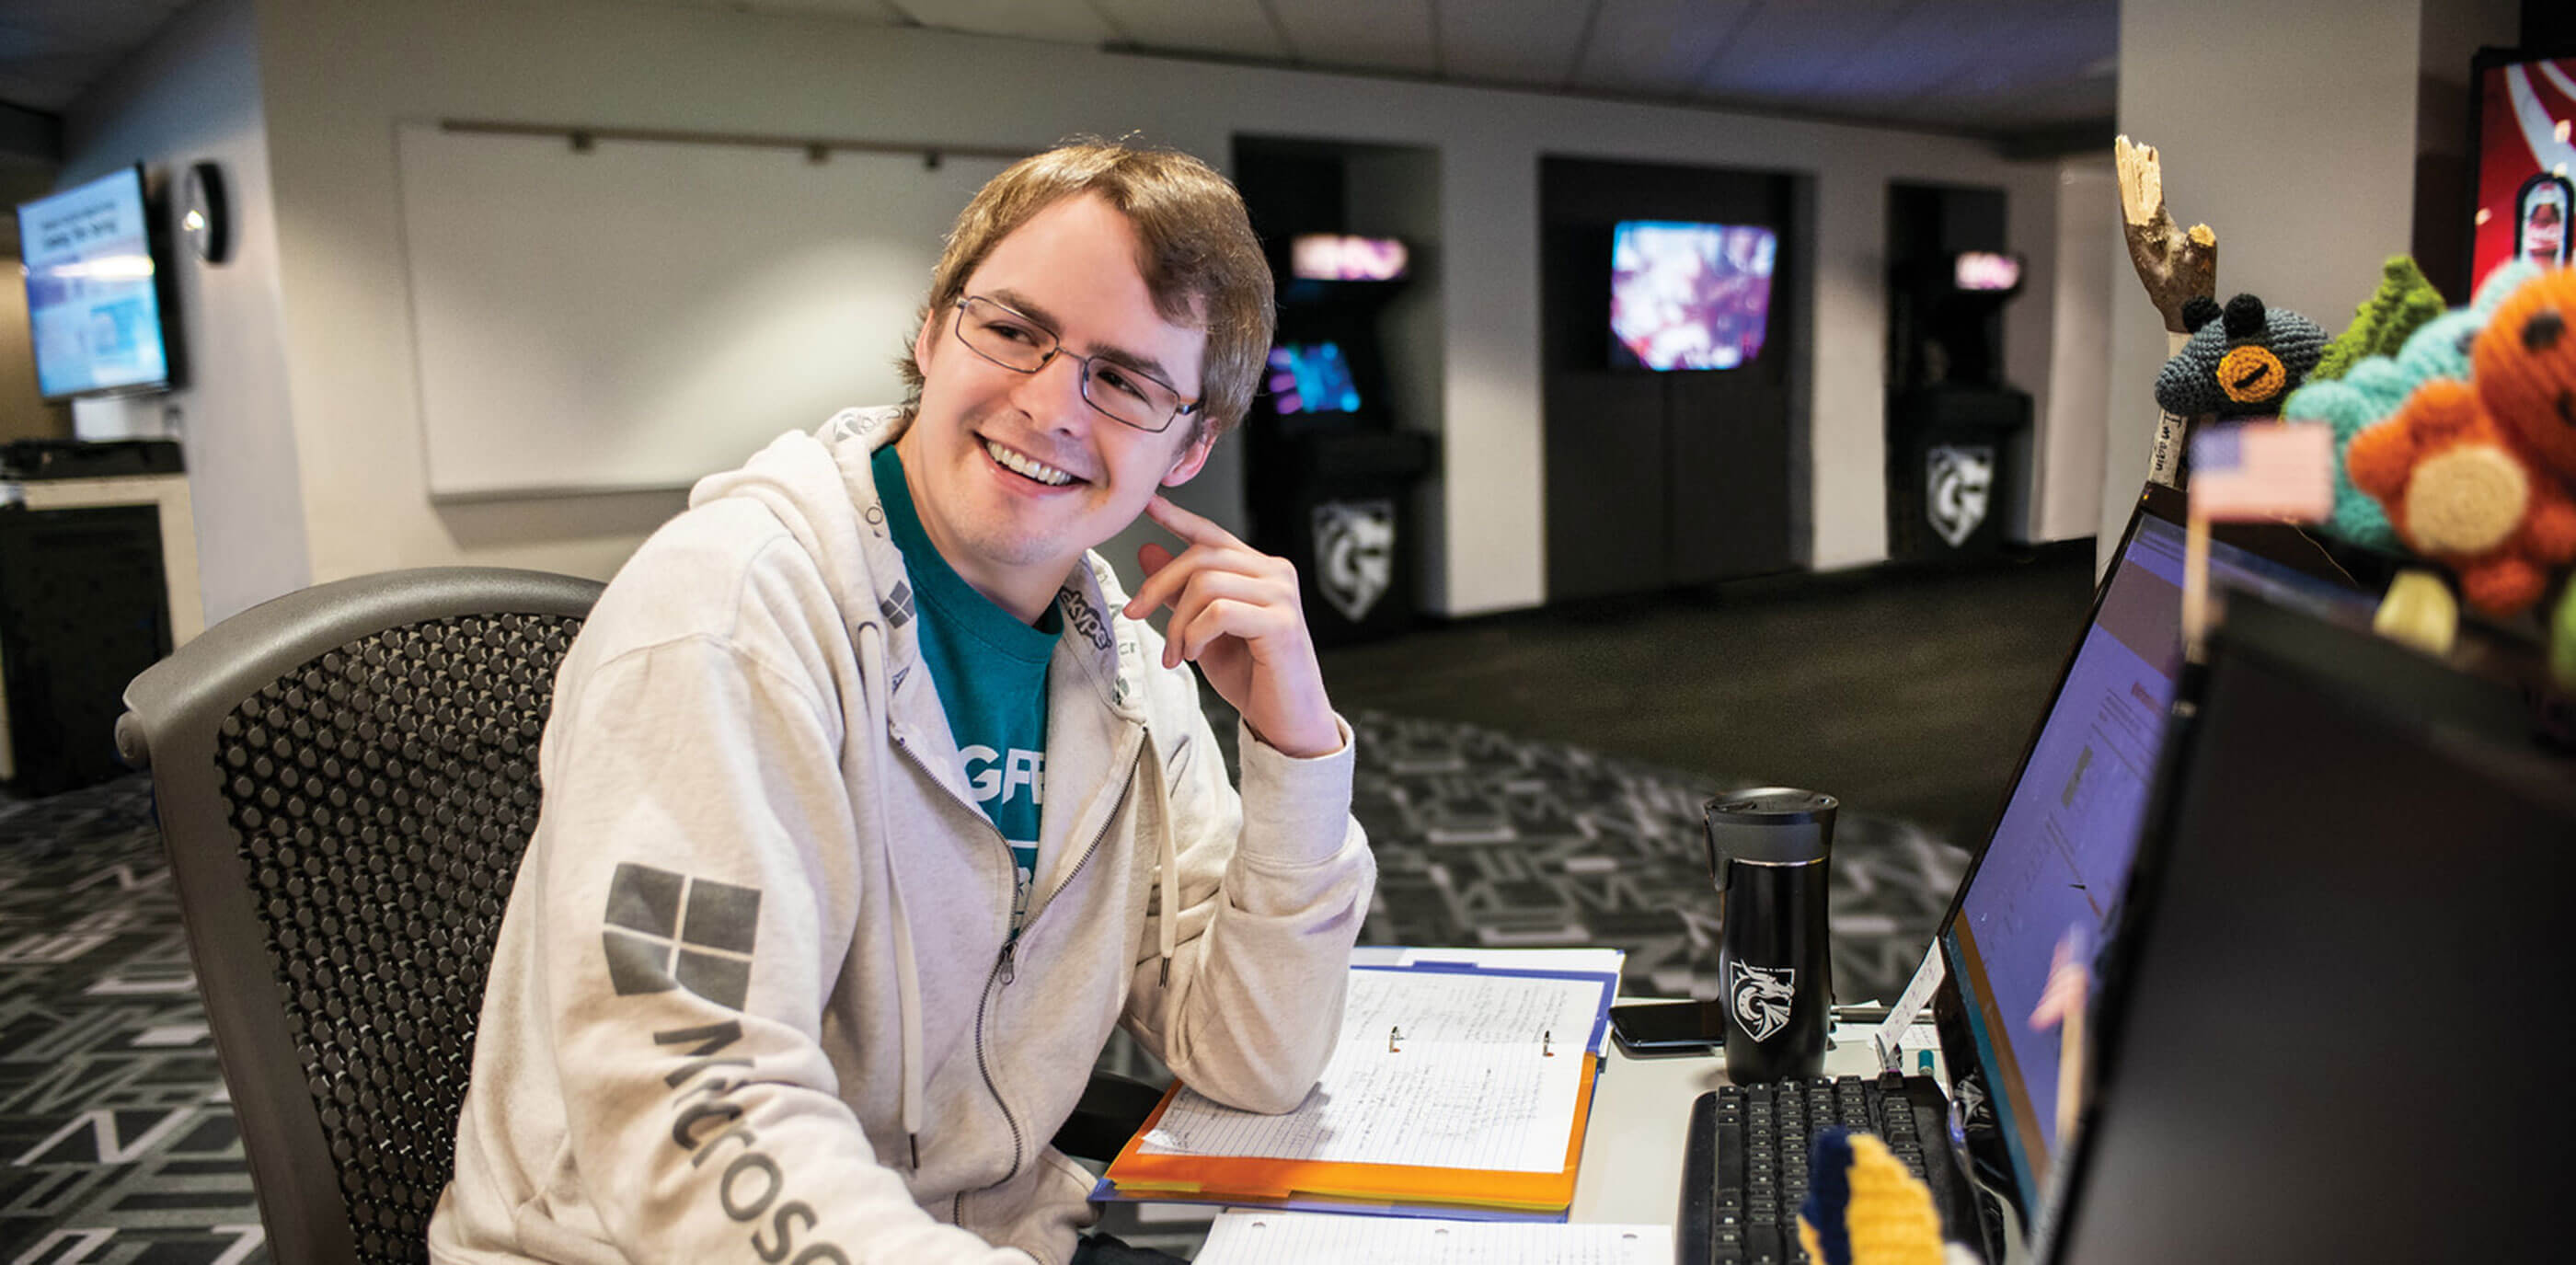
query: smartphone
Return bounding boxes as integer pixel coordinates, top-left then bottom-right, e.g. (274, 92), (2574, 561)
(1609, 999), (1718, 1056)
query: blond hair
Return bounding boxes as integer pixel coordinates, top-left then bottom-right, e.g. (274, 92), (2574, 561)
(900, 141), (1274, 443)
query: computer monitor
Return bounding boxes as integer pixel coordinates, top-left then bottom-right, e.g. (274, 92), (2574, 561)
(2038, 597), (2576, 1262)
(1936, 487), (2377, 1218)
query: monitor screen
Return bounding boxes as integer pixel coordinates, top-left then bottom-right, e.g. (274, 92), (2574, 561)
(1940, 510), (2373, 1216)
(1954, 251), (2022, 293)
(1290, 234), (1409, 282)
(2470, 53), (2576, 294)
(1609, 220), (1776, 371)
(16, 166), (173, 400)
(1264, 341), (1362, 415)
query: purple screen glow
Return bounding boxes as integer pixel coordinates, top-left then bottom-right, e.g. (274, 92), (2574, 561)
(1610, 221), (1776, 372)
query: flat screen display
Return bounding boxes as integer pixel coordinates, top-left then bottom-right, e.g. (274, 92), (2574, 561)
(17, 166), (172, 400)
(1290, 234), (1409, 282)
(1609, 220), (1775, 371)
(1941, 512), (2373, 1218)
(2470, 53), (2576, 294)
(1264, 341), (1361, 415)
(1955, 251), (2022, 293)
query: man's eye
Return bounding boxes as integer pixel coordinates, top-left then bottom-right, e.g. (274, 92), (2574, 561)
(1092, 366), (1153, 404)
(985, 319), (1041, 345)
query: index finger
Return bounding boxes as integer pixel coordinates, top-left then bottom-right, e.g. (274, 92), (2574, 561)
(1143, 494), (1244, 549)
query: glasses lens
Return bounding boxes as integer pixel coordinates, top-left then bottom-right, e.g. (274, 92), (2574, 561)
(958, 298), (1050, 370)
(1080, 362), (1179, 432)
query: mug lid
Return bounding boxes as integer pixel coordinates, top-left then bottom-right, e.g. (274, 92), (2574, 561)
(1704, 788), (1838, 866)
(1706, 787), (1839, 826)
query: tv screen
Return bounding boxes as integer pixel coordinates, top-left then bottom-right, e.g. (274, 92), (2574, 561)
(1610, 220), (1776, 371)
(1954, 250), (2022, 293)
(1290, 234), (1409, 282)
(2470, 52), (2576, 295)
(17, 166), (172, 400)
(1264, 341), (1362, 415)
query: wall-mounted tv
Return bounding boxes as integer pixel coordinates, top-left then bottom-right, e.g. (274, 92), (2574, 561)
(1264, 341), (1362, 415)
(2469, 51), (2576, 295)
(16, 166), (176, 401)
(1290, 234), (1409, 282)
(1610, 220), (1776, 371)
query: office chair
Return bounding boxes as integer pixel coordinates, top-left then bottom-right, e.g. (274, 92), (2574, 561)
(118, 567), (1158, 1265)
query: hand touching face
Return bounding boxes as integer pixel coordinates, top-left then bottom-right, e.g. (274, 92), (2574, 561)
(1122, 496), (1340, 758)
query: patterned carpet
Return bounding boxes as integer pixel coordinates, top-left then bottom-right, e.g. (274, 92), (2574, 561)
(0, 709), (1966, 1262)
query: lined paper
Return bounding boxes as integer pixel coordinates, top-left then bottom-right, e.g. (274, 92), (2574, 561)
(1196, 1211), (1672, 1264)
(1136, 969), (1604, 1172)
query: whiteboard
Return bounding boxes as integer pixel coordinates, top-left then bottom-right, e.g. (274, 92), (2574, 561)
(397, 123), (1013, 497)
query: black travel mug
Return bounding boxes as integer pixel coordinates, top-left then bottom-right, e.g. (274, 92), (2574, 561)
(1704, 788), (1836, 1085)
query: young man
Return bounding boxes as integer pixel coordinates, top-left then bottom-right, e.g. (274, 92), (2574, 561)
(429, 144), (1375, 1265)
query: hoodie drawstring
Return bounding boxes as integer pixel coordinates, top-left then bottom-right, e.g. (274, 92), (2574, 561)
(858, 622), (927, 1170)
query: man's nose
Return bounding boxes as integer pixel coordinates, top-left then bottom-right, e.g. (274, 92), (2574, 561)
(1010, 353), (1093, 431)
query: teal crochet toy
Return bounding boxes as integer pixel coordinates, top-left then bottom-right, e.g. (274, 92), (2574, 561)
(2280, 259), (2544, 550)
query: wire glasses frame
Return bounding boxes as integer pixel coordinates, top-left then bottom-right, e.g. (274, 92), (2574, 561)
(949, 294), (1202, 433)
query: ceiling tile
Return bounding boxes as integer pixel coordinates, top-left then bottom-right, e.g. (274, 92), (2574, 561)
(724, 0), (908, 21)
(1569, 0), (1759, 98)
(1271, 0), (1439, 75)
(1691, 0), (1912, 102)
(1092, 0), (1282, 59)
(882, 0), (1116, 45)
(1433, 0), (1601, 86)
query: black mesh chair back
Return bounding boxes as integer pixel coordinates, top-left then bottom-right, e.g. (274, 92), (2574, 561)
(118, 568), (602, 1265)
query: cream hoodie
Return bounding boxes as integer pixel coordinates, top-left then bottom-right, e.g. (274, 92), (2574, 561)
(429, 408), (1374, 1265)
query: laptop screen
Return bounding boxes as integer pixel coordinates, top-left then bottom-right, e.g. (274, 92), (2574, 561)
(1938, 502), (2371, 1214)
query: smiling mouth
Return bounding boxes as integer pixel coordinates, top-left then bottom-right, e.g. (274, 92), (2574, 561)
(983, 437), (1084, 488)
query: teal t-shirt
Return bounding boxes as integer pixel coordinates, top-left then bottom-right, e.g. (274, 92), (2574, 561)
(874, 445), (1060, 934)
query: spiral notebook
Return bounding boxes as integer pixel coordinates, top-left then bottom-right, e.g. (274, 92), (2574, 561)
(1098, 950), (1622, 1219)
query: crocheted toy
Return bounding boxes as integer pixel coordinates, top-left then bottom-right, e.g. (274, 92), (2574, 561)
(2310, 256), (2448, 384)
(1796, 1129), (1978, 1265)
(2283, 259), (2546, 550)
(2372, 569), (2460, 656)
(2347, 268), (2576, 617)
(2154, 293), (2329, 420)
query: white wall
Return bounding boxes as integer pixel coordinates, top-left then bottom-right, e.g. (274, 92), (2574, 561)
(2099, 0), (2441, 560)
(63, 0), (305, 625)
(232, 0), (2073, 616)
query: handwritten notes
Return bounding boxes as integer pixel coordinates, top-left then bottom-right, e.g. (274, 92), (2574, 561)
(1137, 969), (1605, 1173)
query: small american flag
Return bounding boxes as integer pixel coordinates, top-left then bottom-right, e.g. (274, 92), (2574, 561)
(2189, 420), (2334, 523)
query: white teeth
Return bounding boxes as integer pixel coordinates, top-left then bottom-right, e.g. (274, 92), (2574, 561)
(984, 440), (1075, 486)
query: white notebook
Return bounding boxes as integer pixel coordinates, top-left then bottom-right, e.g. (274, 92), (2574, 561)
(1194, 1211), (1673, 1264)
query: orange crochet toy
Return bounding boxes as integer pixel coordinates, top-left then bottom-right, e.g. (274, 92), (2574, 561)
(2347, 270), (2576, 617)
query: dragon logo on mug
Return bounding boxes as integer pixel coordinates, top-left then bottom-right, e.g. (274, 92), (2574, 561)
(1730, 960), (1798, 1043)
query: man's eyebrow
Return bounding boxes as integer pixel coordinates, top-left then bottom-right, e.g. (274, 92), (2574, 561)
(986, 287), (1188, 394)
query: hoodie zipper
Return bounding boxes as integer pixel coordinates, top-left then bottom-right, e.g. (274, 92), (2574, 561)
(896, 727), (1144, 1216)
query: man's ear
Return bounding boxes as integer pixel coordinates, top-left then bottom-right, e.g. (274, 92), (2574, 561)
(913, 311), (938, 374)
(1160, 427), (1216, 488)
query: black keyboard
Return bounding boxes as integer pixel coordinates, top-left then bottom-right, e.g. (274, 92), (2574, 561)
(1676, 1071), (1982, 1265)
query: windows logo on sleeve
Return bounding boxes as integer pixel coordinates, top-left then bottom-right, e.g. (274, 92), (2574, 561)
(601, 863), (760, 1010)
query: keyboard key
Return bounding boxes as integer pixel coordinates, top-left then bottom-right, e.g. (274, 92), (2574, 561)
(1746, 1224), (1784, 1265)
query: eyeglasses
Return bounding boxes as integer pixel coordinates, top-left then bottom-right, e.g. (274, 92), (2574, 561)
(949, 294), (1201, 433)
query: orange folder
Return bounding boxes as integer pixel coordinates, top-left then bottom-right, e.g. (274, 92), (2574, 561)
(1100, 1052), (1602, 1215)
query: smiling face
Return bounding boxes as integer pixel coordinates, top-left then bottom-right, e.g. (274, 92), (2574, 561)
(894, 193), (1213, 622)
